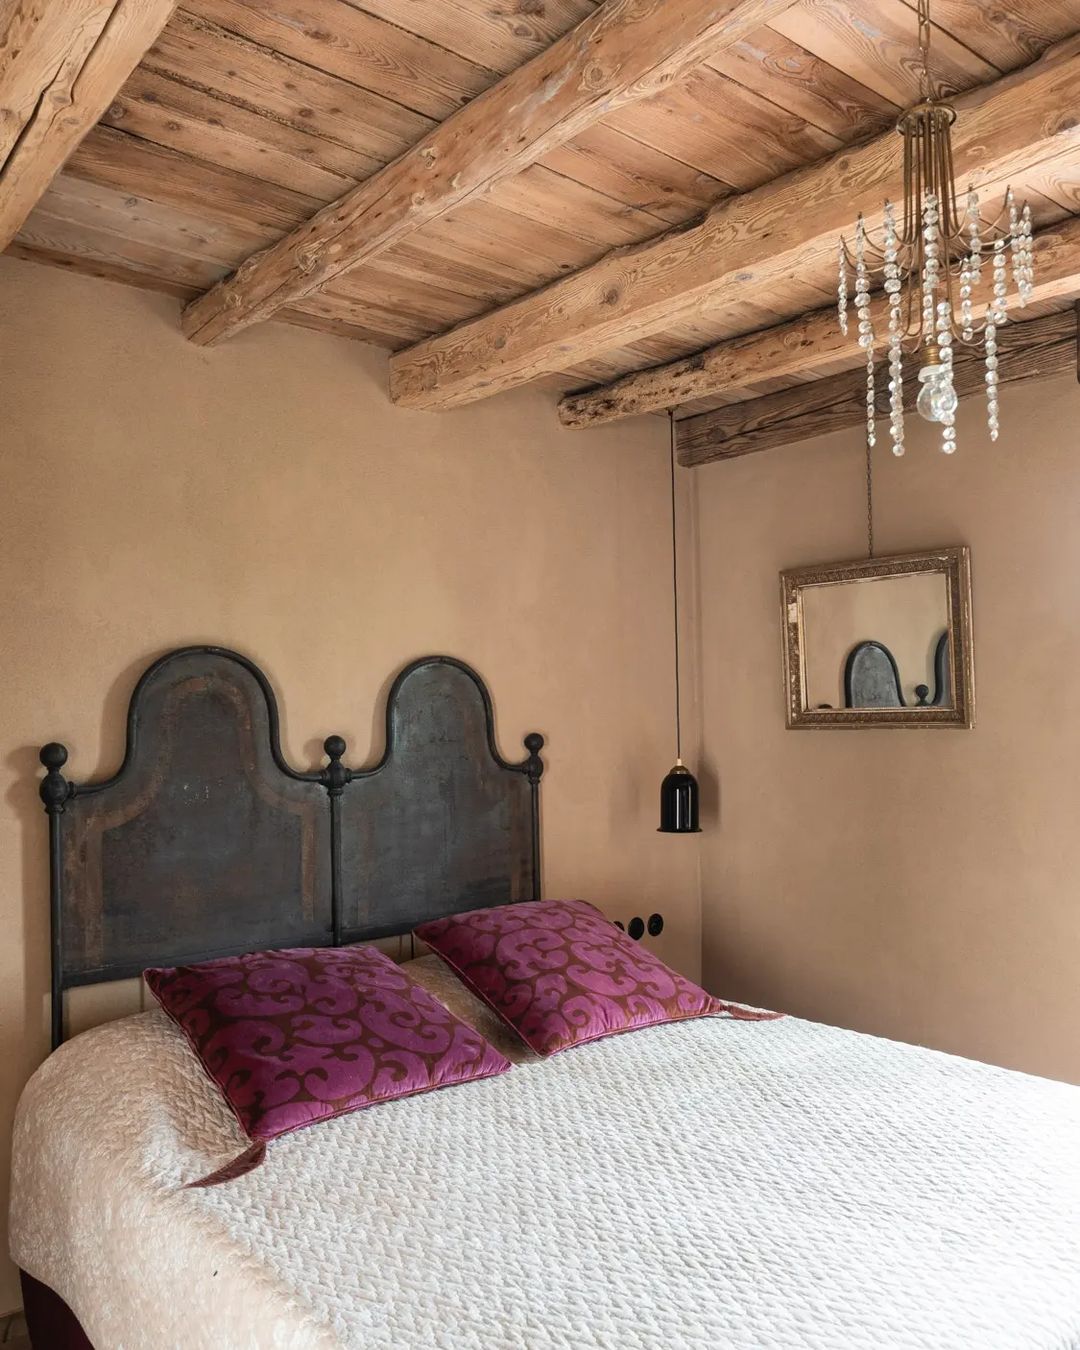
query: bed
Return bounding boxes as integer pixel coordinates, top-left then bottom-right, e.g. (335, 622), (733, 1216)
(12, 647), (1080, 1349)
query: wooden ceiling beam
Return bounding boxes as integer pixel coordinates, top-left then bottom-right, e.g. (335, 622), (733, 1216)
(559, 212), (1080, 426)
(675, 308), (1079, 466)
(180, 0), (800, 348)
(0, 0), (177, 252)
(388, 37), (1080, 410)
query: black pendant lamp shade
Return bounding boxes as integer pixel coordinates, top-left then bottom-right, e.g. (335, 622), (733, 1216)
(658, 412), (701, 834)
(660, 760), (700, 833)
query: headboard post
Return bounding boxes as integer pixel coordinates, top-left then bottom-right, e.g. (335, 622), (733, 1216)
(39, 743), (72, 1051)
(320, 735), (349, 947)
(524, 732), (545, 901)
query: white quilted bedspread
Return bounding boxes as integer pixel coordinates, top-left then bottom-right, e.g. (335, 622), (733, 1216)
(11, 956), (1080, 1350)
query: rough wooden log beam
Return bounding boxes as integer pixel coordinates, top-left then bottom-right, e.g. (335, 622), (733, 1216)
(180, 0), (799, 348)
(0, 0), (177, 252)
(558, 212), (1080, 426)
(1076, 301), (1080, 383)
(389, 37), (1080, 410)
(675, 308), (1079, 466)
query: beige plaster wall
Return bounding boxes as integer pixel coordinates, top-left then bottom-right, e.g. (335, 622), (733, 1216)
(0, 257), (700, 1311)
(694, 370), (1080, 1087)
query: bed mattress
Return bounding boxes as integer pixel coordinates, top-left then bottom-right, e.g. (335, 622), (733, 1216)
(11, 957), (1080, 1349)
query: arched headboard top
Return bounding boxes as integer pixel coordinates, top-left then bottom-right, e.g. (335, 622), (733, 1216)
(336, 656), (544, 942)
(40, 647), (335, 1050)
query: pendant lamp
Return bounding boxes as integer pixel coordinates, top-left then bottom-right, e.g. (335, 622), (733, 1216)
(659, 411), (700, 834)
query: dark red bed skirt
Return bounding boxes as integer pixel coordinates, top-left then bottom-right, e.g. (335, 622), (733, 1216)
(19, 1270), (95, 1350)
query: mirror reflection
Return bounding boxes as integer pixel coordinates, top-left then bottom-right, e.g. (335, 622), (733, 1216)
(801, 572), (951, 711)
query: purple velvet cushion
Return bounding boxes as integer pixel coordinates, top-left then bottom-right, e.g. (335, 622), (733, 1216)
(415, 899), (770, 1056)
(144, 945), (511, 1175)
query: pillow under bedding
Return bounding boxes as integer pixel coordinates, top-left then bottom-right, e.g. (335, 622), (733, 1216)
(403, 952), (539, 1064)
(144, 944), (511, 1185)
(415, 898), (778, 1057)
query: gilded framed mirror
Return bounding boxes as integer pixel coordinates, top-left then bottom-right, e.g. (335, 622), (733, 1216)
(780, 547), (974, 730)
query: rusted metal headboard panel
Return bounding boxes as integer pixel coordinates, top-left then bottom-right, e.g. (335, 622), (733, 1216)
(39, 648), (544, 1049)
(336, 657), (544, 942)
(39, 647), (334, 1049)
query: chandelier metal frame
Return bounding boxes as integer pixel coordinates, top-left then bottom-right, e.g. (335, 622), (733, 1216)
(837, 0), (1035, 456)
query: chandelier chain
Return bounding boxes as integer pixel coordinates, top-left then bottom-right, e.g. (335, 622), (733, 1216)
(866, 435), (874, 560)
(917, 0), (933, 102)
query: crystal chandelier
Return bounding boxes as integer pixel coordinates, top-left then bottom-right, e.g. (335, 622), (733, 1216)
(837, 0), (1035, 456)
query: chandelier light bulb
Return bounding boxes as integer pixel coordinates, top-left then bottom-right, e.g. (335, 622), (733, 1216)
(916, 364), (959, 424)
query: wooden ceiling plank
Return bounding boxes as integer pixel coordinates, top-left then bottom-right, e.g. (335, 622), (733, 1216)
(484, 164), (676, 246)
(9, 207), (417, 350)
(543, 125), (732, 226)
(66, 125), (318, 236)
(605, 66), (841, 189)
(558, 353), (647, 384)
(11, 208), (228, 290)
(384, 221), (555, 296)
(0, 0), (178, 251)
(144, 11), (432, 164)
(448, 199), (604, 279)
(319, 267), (484, 330)
(897, 0), (1080, 72)
(128, 22), (726, 273)
(32, 171), (272, 266)
(287, 289), (430, 342)
(58, 122), (527, 330)
(184, 0), (494, 122)
(180, 0), (803, 347)
(375, 237), (530, 305)
(339, 0), (598, 75)
(6, 237), (203, 298)
(276, 303), (408, 347)
(103, 67), (370, 199)
(676, 308), (1078, 465)
(703, 26), (899, 138)
(389, 39), (1080, 410)
(558, 212), (1080, 426)
(767, 0), (999, 106)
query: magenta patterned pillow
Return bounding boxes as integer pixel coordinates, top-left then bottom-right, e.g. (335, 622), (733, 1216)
(415, 899), (779, 1056)
(144, 945), (510, 1185)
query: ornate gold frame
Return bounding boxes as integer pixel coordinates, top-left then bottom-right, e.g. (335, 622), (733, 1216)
(780, 546), (975, 730)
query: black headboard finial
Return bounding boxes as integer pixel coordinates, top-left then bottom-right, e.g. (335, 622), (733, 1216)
(39, 743), (71, 813)
(321, 735), (349, 796)
(524, 732), (545, 784)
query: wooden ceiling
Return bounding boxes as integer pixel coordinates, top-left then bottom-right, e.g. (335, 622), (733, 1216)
(4, 0), (1080, 461)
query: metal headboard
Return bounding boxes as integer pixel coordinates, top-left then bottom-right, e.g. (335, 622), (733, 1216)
(39, 646), (544, 1049)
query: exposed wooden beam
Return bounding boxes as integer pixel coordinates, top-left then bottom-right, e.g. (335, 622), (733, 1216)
(675, 308), (1079, 466)
(180, 0), (799, 348)
(389, 37), (1080, 410)
(558, 214), (1080, 426)
(0, 0), (177, 252)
